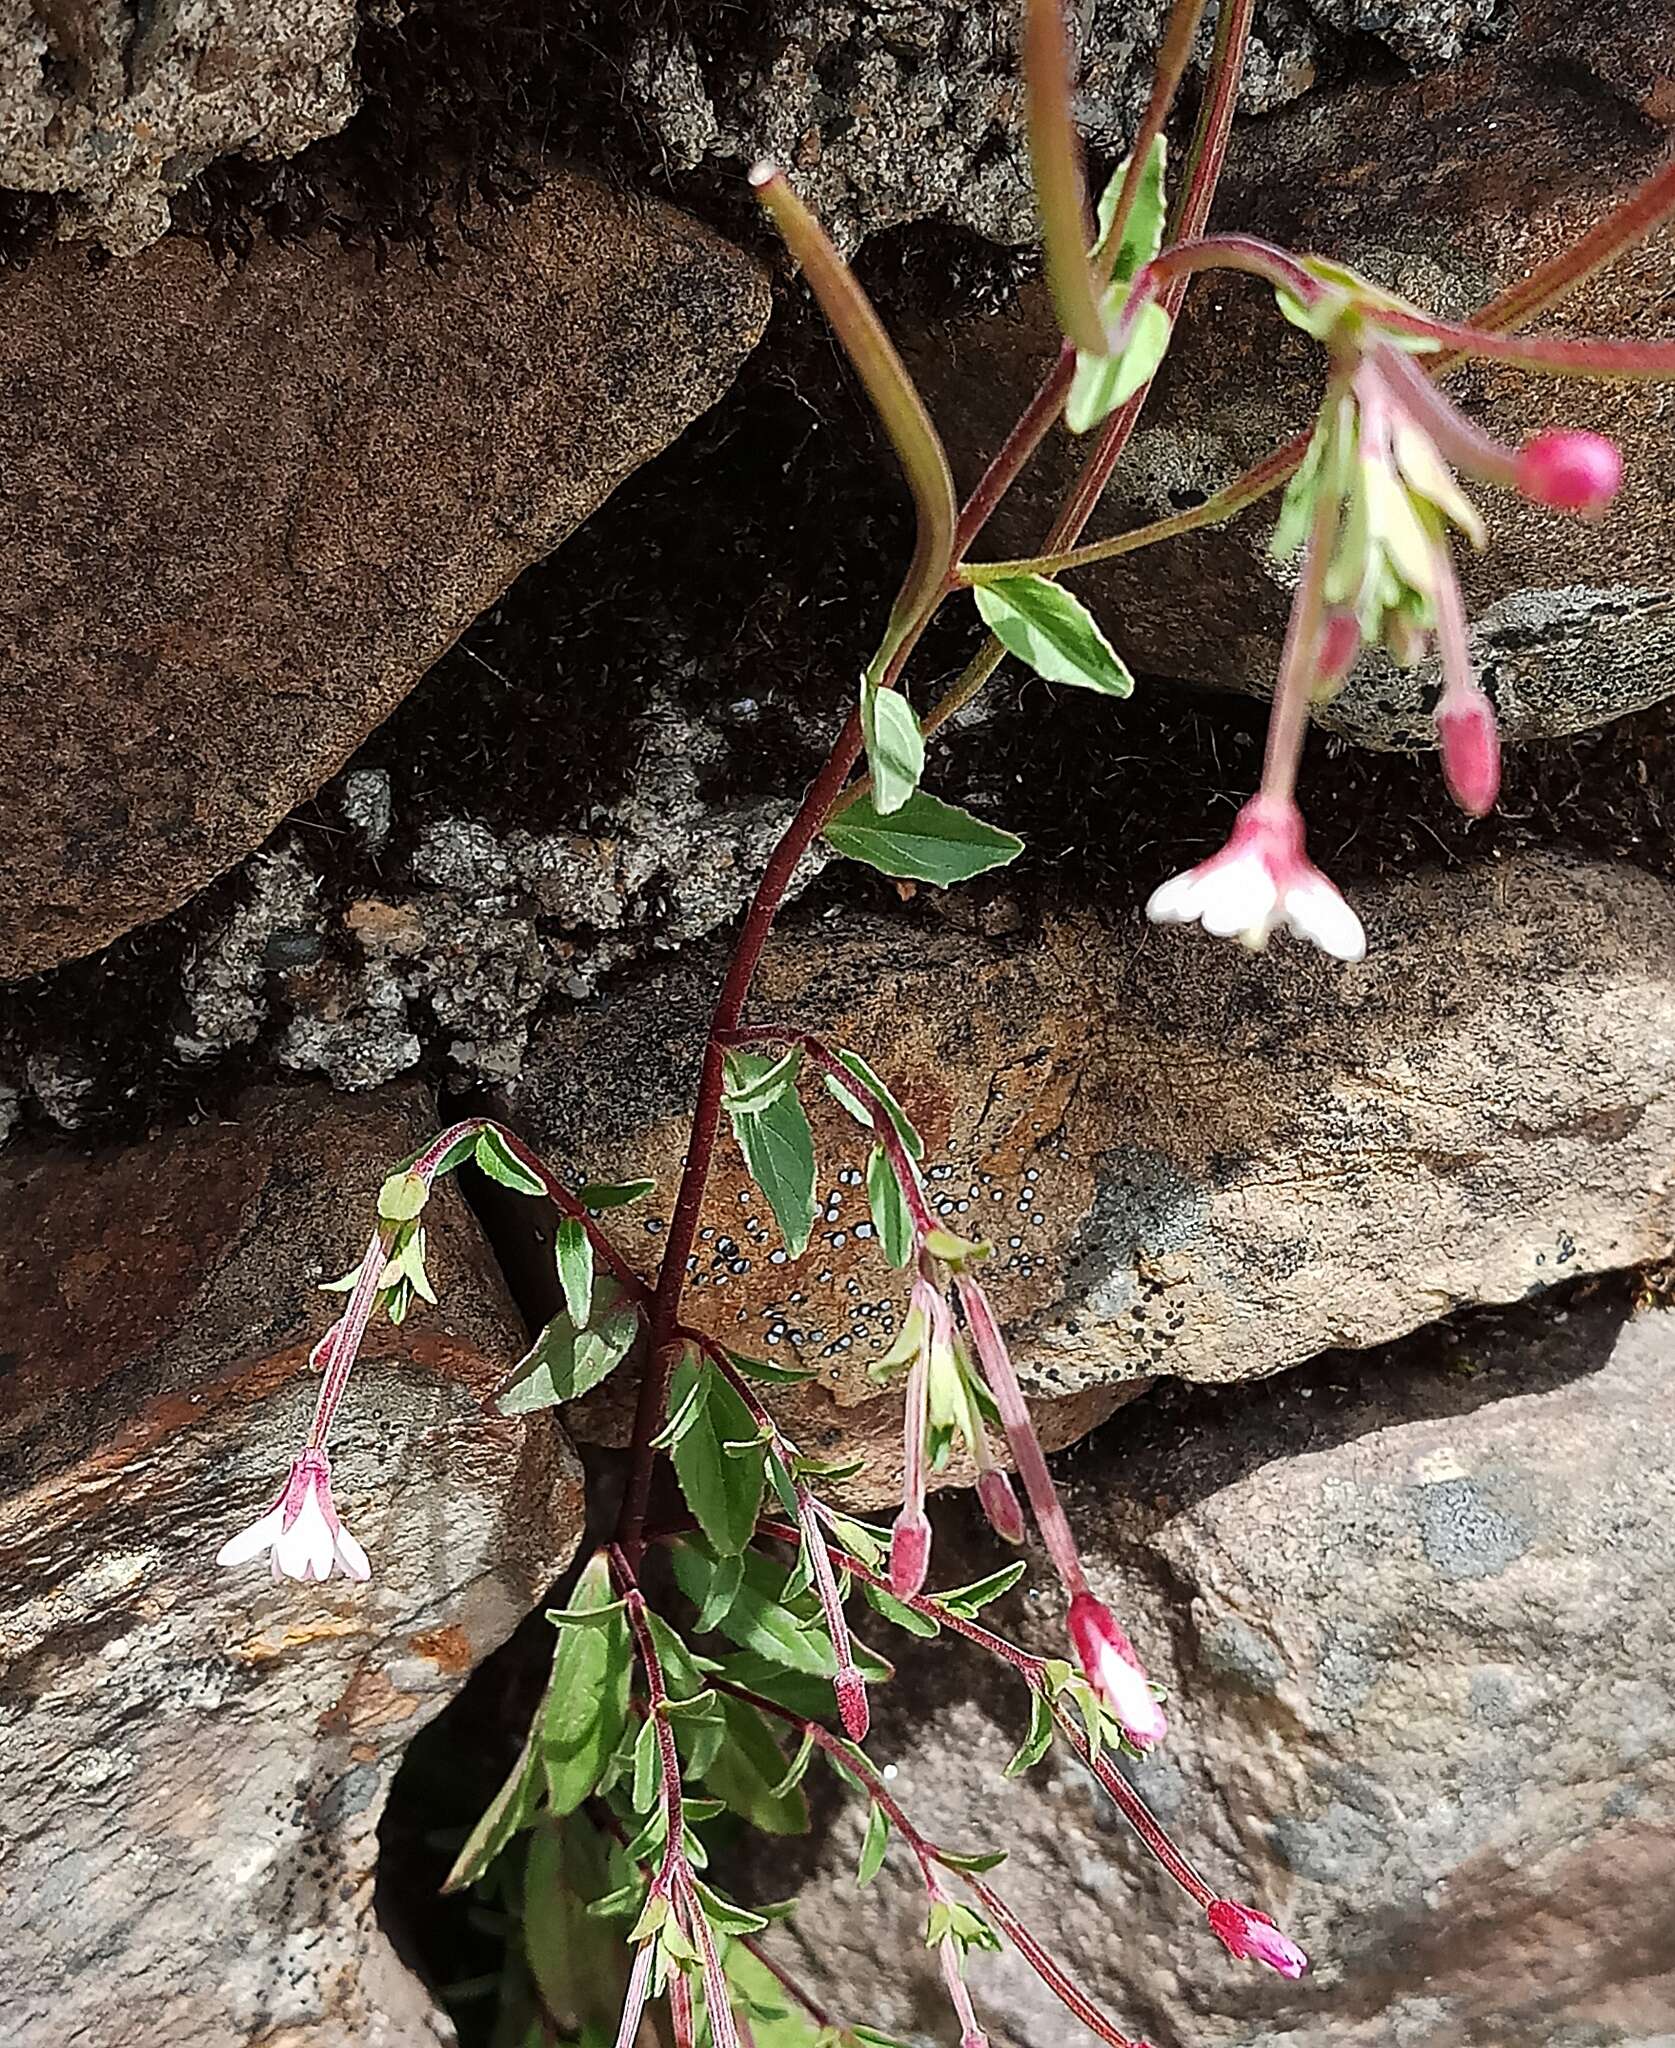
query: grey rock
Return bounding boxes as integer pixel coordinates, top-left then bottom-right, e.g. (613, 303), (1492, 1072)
(341, 768), (393, 851)
(630, 1), (1508, 255)
(760, 1290), (1675, 2046)
(176, 841), (325, 1062)
(0, 1082), (586, 2045)
(0, 0), (360, 251)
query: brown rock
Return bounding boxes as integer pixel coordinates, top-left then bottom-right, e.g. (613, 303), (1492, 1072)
(762, 1289), (1675, 2047)
(0, 1082), (585, 2046)
(905, 12), (1675, 747)
(505, 850), (1675, 1492)
(0, 173), (769, 979)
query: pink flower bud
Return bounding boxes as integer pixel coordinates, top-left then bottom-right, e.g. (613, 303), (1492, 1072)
(835, 1665), (871, 1743)
(890, 1510), (933, 1598)
(1515, 428), (1622, 518)
(977, 1468), (1027, 1545)
(1315, 607), (1361, 692)
(1207, 1899), (1309, 1979)
(1067, 1592), (1168, 1751)
(1435, 687), (1501, 817)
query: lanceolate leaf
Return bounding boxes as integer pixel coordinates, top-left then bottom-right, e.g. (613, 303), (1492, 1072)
(824, 790), (1023, 887)
(669, 1354), (767, 1558)
(473, 1126), (548, 1198)
(723, 1052), (817, 1257)
(722, 1043), (803, 1117)
(441, 1718), (545, 1892)
(1005, 1688), (1057, 1779)
(1093, 135), (1169, 285)
(497, 1275), (643, 1414)
(866, 1147), (914, 1269)
(856, 1802), (891, 1887)
(555, 1217), (594, 1329)
(542, 1555), (634, 1816)
(1065, 298), (1173, 434)
(822, 1049), (925, 1159)
(974, 575), (1133, 697)
(576, 1177), (657, 1209)
(860, 678), (926, 817)
(702, 1696), (811, 1836)
(672, 1547), (834, 1678)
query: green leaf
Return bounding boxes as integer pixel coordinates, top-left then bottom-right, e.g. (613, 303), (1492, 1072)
(669, 1356), (767, 1558)
(576, 1177), (657, 1209)
(936, 1847), (1008, 1874)
(819, 1511), (887, 1571)
(522, 1817), (633, 2036)
(671, 1547), (836, 1678)
(702, 1697), (811, 1836)
(856, 1803), (890, 1887)
(863, 1581), (939, 1639)
(441, 1719), (545, 1892)
(1004, 1689), (1057, 1779)
(973, 575), (1133, 697)
(377, 1170), (429, 1222)
(865, 1146), (914, 1269)
(694, 1553), (744, 1635)
(474, 1127), (548, 1198)
(630, 1715), (661, 1814)
(497, 1277), (644, 1415)
(690, 1876), (771, 1936)
(728, 1348), (818, 1388)
(643, 1610), (713, 1703)
(722, 1044), (804, 1117)
(821, 1050), (924, 1160)
(541, 1556), (634, 1817)
(934, 1560), (1028, 1620)
(860, 679), (925, 816)
(723, 1053), (817, 1258)
(1064, 299), (1173, 435)
(824, 790), (1023, 887)
(1092, 135), (1168, 283)
(555, 1218), (594, 1329)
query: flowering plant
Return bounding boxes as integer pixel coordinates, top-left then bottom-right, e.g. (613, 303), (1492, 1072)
(215, 2), (1675, 2039)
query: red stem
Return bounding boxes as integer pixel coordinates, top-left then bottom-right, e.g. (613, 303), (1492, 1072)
(966, 1877), (1149, 2048)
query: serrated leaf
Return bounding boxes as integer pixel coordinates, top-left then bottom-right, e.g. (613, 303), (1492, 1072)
(865, 1146), (915, 1268)
(555, 1218), (594, 1328)
(497, 1275), (643, 1415)
(860, 679), (925, 816)
(856, 1803), (890, 1887)
(722, 1044), (804, 1117)
(1064, 299), (1173, 435)
(670, 1356), (767, 1558)
(934, 1560), (1028, 1619)
(577, 1177), (657, 1209)
(973, 575), (1133, 698)
(1005, 1688), (1057, 1778)
(821, 1050), (924, 1160)
(671, 1547), (835, 1678)
(724, 1053), (816, 1257)
(702, 1697), (810, 1836)
(863, 1581), (940, 1639)
(378, 1170), (429, 1222)
(541, 1556), (634, 1817)
(441, 1719), (544, 1892)
(824, 790), (1023, 887)
(474, 1126), (548, 1198)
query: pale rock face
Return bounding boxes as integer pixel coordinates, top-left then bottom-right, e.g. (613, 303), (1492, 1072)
(756, 1288), (1675, 2047)
(0, 1083), (585, 2046)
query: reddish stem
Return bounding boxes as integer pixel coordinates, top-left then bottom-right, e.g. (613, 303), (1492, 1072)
(966, 1878), (1150, 2048)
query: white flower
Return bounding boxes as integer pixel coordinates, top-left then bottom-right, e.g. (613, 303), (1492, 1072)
(1146, 796), (1366, 962)
(217, 1448), (371, 1583)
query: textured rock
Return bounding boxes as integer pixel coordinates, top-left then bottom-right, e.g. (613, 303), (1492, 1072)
(0, 1083), (585, 2047)
(761, 1287), (1675, 2047)
(628, 0), (1507, 254)
(0, 173), (770, 980)
(504, 849), (1674, 1496)
(905, 12), (1675, 744)
(0, 0), (359, 251)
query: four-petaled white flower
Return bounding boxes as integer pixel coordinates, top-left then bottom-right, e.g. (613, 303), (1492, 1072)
(217, 1447), (371, 1583)
(1146, 795), (1365, 963)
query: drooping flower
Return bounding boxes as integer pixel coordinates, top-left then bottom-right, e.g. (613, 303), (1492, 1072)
(1146, 794), (1365, 962)
(217, 1447), (371, 1583)
(1207, 1898), (1309, 1979)
(1068, 1592), (1168, 1751)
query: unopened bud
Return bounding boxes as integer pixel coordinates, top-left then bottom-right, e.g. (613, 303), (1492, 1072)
(890, 1510), (933, 1598)
(1515, 428), (1621, 518)
(1436, 687), (1501, 817)
(1207, 1899), (1309, 1979)
(835, 1665), (871, 1742)
(1067, 1592), (1168, 1751)
(977, 1468), (1027, 1545)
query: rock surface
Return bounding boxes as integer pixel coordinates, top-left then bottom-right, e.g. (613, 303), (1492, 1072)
(0, 172), (769, 980)
(0, 0), (360, 251)
(0, 1083), (584, 2047)
(905, 10), (1675, 745)
(504, 849), (1674, 1499)
(761, 1285), (1675, 2047)
(628, 0), (1507, 253)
